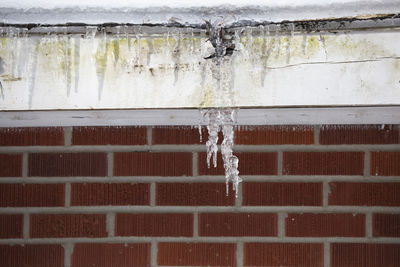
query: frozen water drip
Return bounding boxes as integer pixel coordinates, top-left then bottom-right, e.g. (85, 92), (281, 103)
(200, 109), (242, 197)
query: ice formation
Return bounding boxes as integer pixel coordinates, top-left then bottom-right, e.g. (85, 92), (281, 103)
(199, 20), (242, 197)
(201, 109), (242, 197)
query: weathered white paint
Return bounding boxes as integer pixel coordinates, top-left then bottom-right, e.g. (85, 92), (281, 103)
(0, 107), (399, 127)
(1, 28), (400, 110)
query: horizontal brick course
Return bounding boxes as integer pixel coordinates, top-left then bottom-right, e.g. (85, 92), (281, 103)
(72, 126), (147, 145)
(72, 243), (150, 267)
(283, 152), (364, 175)
(373, 214), (400, 237)
(243, 182), (322, 206)
(235, 125), (314, 144)
(0, 214), (23, 239)
(0, 244), (64, 267)
(153, 126), (205, 144)
(331, 243), (400, 267)
(115, 213), (193, 237)
(244, 243), (324, 267)
(29, 153), (107, 177)
(0, 184), (64, 207)
(156, 183), (235, 206)
(0, 154), (22, 177)
(286, 213), (365, 237)
(371, 152), (400, 176)
(158, 242), (236, 266)
(114, 152), (192, 176)
(320, 125), (400, 144)
(199, 213), (277, 237)
(30, 214), (107, 238)
(198, 152), (277, 175)
(71, 183), (150, 206)
(0, 127), (64, 146)
(329, 182), (400, 206)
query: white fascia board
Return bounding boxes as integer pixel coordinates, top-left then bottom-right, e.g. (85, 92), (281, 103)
(1, 0), (400, 25)
(0, 107), (399, 127)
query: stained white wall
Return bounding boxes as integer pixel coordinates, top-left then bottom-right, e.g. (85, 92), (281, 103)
(0, 27), (400, 110)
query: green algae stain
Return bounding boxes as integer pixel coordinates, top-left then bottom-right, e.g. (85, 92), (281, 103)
(58, 41), (73, 74)
(307, 36), (320, 50)
(152, 38), (166, 51)
(94, 41), (107, 73)
(199, 85), (215, 107)
(108, 39), (120, 66)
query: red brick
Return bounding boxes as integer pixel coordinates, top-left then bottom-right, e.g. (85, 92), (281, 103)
(244, 243), (323, 267)
(158, 243), (236, 266)
(373, 214), (400, 237)
(0, 184), (64, 207)
(0, 154), (22, 177)
(371, 152), (400, 176)
(29, 152), (107, 177)
(152, 126), (224, 145)
(286, 213), (365, 237)
(71, 183), (150, 206)
(236, 126), (314, 144)
(331, 243), (400, 267)
(72, 126), (147, 145)
(156, 183), (235, 206)
(320, 125), (400, 144)
(0, 127), (64, 146)
(283, 152), (364, 175)
(114, 152), (192, 176)
(0, 244), (63, 267)
(199, 213), (277, 236)
(198, 152), (277, 175)
(115, 213), (193, 237)
(153, 126), (202, 144)
(243, 182), (322, 206)
(72, 243), (150, 267)
(0, 215), (23, 238)
(30, 214), (107, 238)
(329, 182), (400, 206)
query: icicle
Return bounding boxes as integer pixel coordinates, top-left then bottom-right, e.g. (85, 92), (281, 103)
(172, 31), (181, 85)
(10, 28), (20, 79)
(95, 29), (107, 101)
(135, 28), (142, 66)
(319, 34), (328, 61)
(0, 81), (4, 100)
(74, 36), (80, 93)
(203, 109), (242, 197)
(206, 109), (220, 168)
(302, 35), (307, 55)
(275, 25), (281, 59)
(198, 109), (204, 143)
(27, 38), (39, 109)
(147, 39), (154, 66)
(17, 30), (28, 78)
(62, 30), (73, 97)
(85, 26), (97, 39)
(286, 24), (293, 64)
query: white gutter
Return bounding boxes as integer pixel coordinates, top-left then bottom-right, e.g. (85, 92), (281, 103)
(1, 0), (400, 25)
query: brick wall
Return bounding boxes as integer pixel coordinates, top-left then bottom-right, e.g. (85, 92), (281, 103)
(0, 125), (399, 267)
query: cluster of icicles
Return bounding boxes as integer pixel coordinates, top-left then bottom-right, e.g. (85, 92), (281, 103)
(200, 109), (242, 197)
